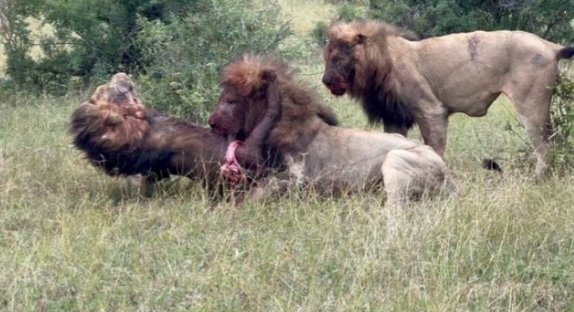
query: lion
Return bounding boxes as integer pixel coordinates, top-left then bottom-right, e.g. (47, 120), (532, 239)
(322, 20), (574, 177)
(70, 73), (280, 197)
(209, 54), (451, 209)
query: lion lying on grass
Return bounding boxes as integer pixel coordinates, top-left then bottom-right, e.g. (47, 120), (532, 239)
(70, 73), (279, 198)
(209, 54), (451, 208)
(322, 20), (574, 177)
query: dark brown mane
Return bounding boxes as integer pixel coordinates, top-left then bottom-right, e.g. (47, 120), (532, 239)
(221, 54), (339, 154)
(69, 100), (177, 177)
(69, 75), (205, 179)
(328, 20), (415, 129)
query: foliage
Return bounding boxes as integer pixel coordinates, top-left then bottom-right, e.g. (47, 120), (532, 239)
(337, 3), (368, 21)
(310, 3), (367, 46)
(0, 0), (171, 94)
(136, 0), (290, 120)
(369, 0), (574, 42)
(0, 0), (289, 102)
(311, 21), (330, 47)
(550, 73), (574, 167)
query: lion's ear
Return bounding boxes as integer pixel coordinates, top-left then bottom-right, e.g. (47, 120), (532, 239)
(354, 33), (367, 45)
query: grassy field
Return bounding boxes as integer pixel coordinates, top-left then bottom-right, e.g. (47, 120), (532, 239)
(2, 2), (574, 311)
(2, 70), (574, 310)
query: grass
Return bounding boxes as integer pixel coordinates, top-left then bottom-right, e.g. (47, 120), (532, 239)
(278, 0), (338, 35)
(2, 1), (574, 310)
(2, 72), (574, 311)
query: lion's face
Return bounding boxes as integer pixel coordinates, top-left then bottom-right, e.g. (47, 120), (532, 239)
(107, 73), (140, 106)
(322, 40), (358, 97)
(89, 73), (146, 119)
(208, 88), (248, 139)
(208, 87), (268, 141)
(209, 54), (283, 141)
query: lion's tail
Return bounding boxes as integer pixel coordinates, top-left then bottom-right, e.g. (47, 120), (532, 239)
(556, 47), (574, 60)
(482, 158), (503, 173)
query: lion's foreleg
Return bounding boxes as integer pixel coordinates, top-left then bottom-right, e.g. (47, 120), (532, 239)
(416, 112), (449, 157)
(127, 174), (158, 198)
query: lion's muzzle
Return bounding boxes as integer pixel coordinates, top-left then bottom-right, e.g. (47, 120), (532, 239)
(322, 73), (349, 97)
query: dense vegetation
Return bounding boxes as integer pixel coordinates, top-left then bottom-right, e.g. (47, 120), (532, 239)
(0, 0), (289, 118)
(369, 0), (574, 42)
(1, 0), (572, 116)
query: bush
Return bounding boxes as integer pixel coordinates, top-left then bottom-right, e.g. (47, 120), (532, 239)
(0, 0), (289, 105)
(368, 0), (574, 42)
(550, 73), (574, 168)
(0, 0), (167, 94)
(311, 21), (330, 47)
(310, 3), (367, 47)
(136, 0), (290, 121)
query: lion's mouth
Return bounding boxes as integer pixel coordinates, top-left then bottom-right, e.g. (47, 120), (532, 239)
(235, 129), (247, 141)
(210, 124), (227, 136)
(211, 127), (227, 137)
(327, 82), (349, 97)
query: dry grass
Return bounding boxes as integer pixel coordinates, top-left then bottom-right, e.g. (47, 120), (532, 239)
(277, 0), (338, 35)
(2, 2), (574, 310)
(1, 71), (574, 310)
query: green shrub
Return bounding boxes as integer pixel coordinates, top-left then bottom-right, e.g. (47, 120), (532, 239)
(550, 73), (574, 168)
(337, 3), (367, 21)
(1, 0), (289, 104)
(0, 0), (169, 94)
(368, 0), (574, 42)
(136, 0), (290, 121)
(311, 21), (330, 47)
(310, 3), (367, 47)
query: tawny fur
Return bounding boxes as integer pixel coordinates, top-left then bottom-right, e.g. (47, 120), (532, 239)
(323, 20), (574, 177)
(210, 54), (451, 208)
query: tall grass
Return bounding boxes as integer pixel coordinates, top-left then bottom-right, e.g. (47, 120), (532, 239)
(1, 68), (574, 310)
(2, 1), (574, 309)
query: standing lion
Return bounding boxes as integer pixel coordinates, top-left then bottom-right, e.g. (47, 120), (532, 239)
(322, 20), (574, 176)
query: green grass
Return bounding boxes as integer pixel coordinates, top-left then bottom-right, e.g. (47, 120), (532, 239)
(2, 2), (574, 310)
(2, 74), (574, 311)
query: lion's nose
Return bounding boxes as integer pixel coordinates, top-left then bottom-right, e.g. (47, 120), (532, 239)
(321, 74), (332, 87)
(208, 115), (217, 129)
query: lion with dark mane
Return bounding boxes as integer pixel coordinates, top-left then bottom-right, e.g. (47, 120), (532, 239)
(209, 54), (451, 209)
(322, 20), (574, 176)
(70, 73), (279, 197)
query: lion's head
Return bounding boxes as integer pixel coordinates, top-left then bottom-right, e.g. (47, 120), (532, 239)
(209, 54), (339, 154)
(70, 73), (150, 152)
(322, 20), (416, 97)
(208, 54), (287, 140)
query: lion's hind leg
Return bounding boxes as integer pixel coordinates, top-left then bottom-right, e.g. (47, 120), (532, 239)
(381, 145), (449, 235)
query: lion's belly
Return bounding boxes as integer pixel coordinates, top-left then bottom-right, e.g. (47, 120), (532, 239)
(294, 127), (420, 190)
